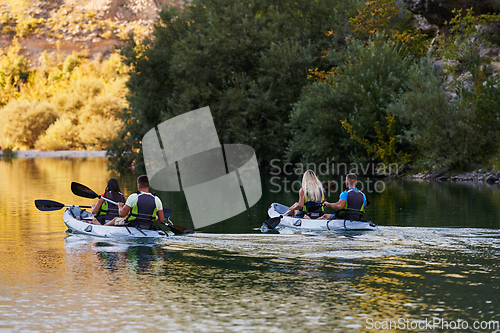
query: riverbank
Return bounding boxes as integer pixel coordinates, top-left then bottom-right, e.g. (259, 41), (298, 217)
(406, 169), (500, 184)
(0, 150), (107, 158)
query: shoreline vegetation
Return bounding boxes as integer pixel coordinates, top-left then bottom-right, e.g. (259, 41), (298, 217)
(1, 0), (500, 178)
(2, 149), (500, 186)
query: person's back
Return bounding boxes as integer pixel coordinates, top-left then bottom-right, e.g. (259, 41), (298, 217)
(302, 186), (325, 218)
(322, 173), (367, 221)
(289, 170), (325, 219)
(97, 190), (125, 220)
(337, 187), (366, 220)
(105, 175), (165, 229)
(92, 178), (125, 225)
(126, 191), (159, 229)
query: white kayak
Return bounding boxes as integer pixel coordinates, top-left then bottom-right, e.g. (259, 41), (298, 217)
(266, 203), (377, 231)
(63, 206), (169, 238)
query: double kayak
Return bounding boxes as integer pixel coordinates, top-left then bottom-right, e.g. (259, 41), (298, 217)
(266, 203), (377, 231)
(63, 206), (169, 238)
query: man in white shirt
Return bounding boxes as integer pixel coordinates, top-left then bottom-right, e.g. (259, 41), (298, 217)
(105, 175), (164, 229)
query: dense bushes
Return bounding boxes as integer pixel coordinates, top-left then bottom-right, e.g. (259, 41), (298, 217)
(287, 39), (412, 166)
(0, 100), (57, 148)
(0, 47), (128, 150)
(2, 0), (500, 174)
(287, 2), (500, 172)
(106, 0), (500, 173)
(112, 0), (362, 171)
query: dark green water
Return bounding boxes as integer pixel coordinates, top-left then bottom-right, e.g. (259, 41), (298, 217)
(0, 158), (499, 332)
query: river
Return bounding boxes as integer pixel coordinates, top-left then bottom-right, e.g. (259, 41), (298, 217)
(0, 157), (499, 332)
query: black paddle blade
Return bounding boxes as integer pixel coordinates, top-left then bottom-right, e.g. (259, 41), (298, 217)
(35, 199), (64, 211)
(71, 182), (99, 199)
(163, 208), (173, 219)
(161, 209), (194, 235)
(169, 225), (195, 235)
(323, 180), (337, 193)
(263, 216), (282, 229)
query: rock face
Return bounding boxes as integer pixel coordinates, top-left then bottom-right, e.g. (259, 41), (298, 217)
(485, 174), (499, 183)
(1, 0), (175, 64)
(401, 0), (500, 26)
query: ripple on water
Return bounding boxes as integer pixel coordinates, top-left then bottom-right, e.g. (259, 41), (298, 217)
(1, 226), (499, 332)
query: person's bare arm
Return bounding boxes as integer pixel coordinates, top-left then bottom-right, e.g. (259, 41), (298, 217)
(156, 210), (164, 223)
(324, 199), (346, 211)
(118, 202), (131, 217)
(289, 188), (306, 211)
(91, 198), (104, 215)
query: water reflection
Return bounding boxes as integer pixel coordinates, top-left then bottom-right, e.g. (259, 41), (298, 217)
(1, 158), (500, 331)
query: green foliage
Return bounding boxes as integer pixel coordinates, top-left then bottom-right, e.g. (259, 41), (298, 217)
(0, 100), (57, 149)
(474, 76), (500, 157)
(387, 58), (481, 170)
(348, 0), (429, 57)
(0, 145), (15, 158)
(62, 52), (86, 74)
(288, 39), (411, 165)
(113, 0), (363, 170)
(434, 8), (500, 85)
(394, 8), (500, 170)
(341, 114), (410, 173)
(286, 80), (348, 164)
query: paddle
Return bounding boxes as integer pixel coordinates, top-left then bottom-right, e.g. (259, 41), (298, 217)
(323, 180), (337, 193)
(35, 199), (91, 211)
(71, 182), (194, 235)
(263, 208), (291, 229)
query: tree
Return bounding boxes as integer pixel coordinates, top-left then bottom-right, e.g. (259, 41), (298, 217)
(287, 39), (411, 166)
(110, 0), (362, 171)
(387, 58), (480, 170)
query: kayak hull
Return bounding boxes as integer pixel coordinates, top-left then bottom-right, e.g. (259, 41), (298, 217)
(63, 206), (168, 238)
(267, 203), (377, 231)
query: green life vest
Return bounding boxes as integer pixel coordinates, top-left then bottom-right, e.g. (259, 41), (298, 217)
(302, 187), (325, 213)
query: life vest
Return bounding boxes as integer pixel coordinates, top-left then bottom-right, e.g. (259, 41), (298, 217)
(301, 187), (325, 218)
(126, 192), (158, 229)
(96, 191), (125, 220)
(338, 189), (365, 220)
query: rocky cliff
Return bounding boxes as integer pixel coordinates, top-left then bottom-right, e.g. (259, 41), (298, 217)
(3, 0), (500, 66)
(0, 0), (175, 64)
(401, 0), (500, 30)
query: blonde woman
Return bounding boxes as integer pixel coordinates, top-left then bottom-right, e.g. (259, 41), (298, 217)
(288, 170), (325, 219)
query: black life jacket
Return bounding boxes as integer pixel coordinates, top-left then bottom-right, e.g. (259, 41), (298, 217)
(302, 187), (325, 218)
(338, 189), (365, 221)
(126, 192), (158, 229)
(96, 191), (125, 220)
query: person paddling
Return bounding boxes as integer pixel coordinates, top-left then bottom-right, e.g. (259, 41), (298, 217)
(89, 178), (125, 225)
(288, 170), (325, 219)
(105, 175), (164, 229)
(320, 173), (366, 220)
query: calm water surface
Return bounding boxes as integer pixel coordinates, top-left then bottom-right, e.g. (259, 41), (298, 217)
(0, 157), (499, 332)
